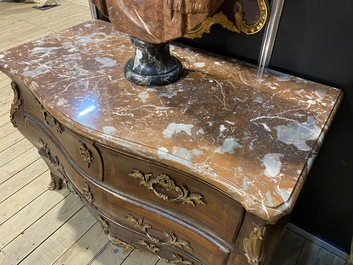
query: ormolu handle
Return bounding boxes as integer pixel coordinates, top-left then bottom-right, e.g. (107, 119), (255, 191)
(129, 169), (206, 207)
(98, 216), (135, 250)
(126, 215), (192, 251)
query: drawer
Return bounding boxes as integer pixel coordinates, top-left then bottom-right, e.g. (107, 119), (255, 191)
(53, 128), (103, 180)
(71, 175), (230, 265)
(22, 114), (216, 263)
(23, 113), (103, 181)
(86, 208), (204, 265)
(97, 143), (245, 243)
(22, 90), (103, 180)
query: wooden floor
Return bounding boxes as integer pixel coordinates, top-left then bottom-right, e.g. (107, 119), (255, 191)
(0, 1), (349, 264)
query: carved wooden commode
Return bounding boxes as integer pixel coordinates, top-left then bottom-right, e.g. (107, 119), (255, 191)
(0, 21), (342, 265)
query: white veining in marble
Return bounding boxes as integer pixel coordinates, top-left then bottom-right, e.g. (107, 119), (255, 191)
(215, 137), (242, 154)
(263, 153), (283, 178)
(163, 123), (194, 138)
(276, 187), (291, 202)
(172, 146), (204, 161)
(23, 65), (51, 77)
(138, 91), (150, 103)
(56, 97), (69, 107)
(157, 147), (196, 169)
(194, 62), (206, 68)
(275, 116), (321, 151)
(103, 126), (117, 135)
(95, 57), (117, 68)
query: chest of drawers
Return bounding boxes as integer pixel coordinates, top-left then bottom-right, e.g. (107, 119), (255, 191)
(0, 20), (342, 265)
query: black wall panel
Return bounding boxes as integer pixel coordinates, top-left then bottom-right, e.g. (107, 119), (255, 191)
(271, 0), (353, 254)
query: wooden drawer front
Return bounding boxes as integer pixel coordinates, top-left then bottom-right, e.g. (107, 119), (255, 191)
(97, 144), (245, 243)
(23, 113), (102, 181)
(22, 90), (103, 180)
(72, 176), (230, 265)
(23, 115), (70, 183)
(54, 129), (102, 180)
(22, 114), (224, 264)
(86, 209), (204, 265)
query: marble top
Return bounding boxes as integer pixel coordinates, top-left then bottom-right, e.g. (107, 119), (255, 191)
(0, 20), (342, 222)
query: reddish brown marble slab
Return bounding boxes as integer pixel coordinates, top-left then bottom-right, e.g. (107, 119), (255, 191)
(0, 20), (342, 222)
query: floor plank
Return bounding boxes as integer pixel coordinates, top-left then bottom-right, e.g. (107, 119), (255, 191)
(0, 138), (35, 167)
(156, 259), (170, 265)
(271, 229), (305, 265)
(53, 222), (110, 265)
(20, 207), (96, 265)
(0, 93), (12, 106)
(4, 193), (82, 263)
(0, 146), (40, 184)
(0, 130), (24, 154)
(1, 23), (42, 40)
(0, 122), (17, 140)
(297, 241), (345, 265)
(0, 250), (12, 265)
(0, 77), (11, 87)
(0, 78), (11, 90)
(0, 188), (70, 247)
(0, 158), (48, 203)
(0, 103), (11, 117)
(0, 171), (49, 225)
(332, 256), (346, 265)
(121, 249), (159, 265)
(0, 113), (13, 129)
(0, 13), (20, 26)
(91, 242), (133, 265)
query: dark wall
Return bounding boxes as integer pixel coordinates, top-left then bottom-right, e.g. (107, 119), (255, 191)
(272, 0), (353, 254)
(180, 0), (353, 253)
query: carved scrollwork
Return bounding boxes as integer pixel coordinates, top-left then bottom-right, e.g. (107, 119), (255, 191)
(108, 234), (135, 250)
(10, 81), (22, 127)
(35, 99), (63, 133)
(184, 11), (240, 39)
(38, 139), (68, 181)
(243, 223), (267, 265)
(184, 0), (268, 39)
(98, 217), (135, 250)
(126, 215), (192, 251)
(129, 169), (206, 207)
(139, 241), (193, 265)
(78, 140), (93, 168)
(82, 182), (94, 204)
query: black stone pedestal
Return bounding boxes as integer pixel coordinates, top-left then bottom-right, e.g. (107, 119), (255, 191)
(124, 37), (183, 86)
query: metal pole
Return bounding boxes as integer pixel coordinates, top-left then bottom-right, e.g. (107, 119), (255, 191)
(88, 1), (98, 20)
(257, 0), (285, 82)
